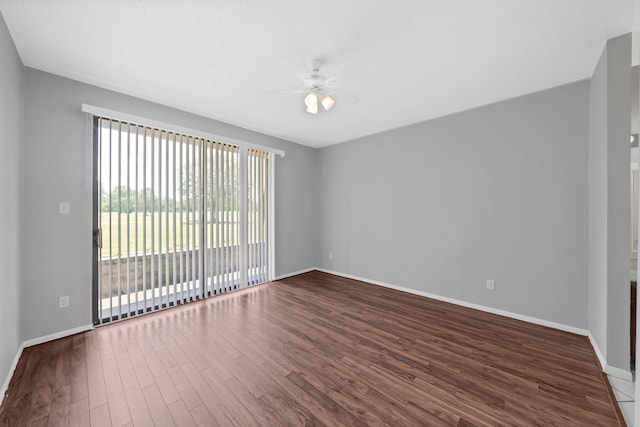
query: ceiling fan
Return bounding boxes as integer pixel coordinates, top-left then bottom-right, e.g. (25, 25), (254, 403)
(301, 59), (335, 114)
(267, 58), (338, 114)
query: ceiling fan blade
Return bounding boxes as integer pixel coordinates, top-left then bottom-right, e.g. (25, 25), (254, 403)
(323, 77), (337, 89)
(301, 76), (314, 87)
(263, 88), (307, 95)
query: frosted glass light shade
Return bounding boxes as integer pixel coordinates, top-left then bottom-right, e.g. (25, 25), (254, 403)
(306, 102), (318, 114)
(304, 92), (318, 107)
(321, 95), (335, 110)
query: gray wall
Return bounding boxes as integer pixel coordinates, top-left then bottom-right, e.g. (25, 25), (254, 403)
(588, 34), (632, 371)
(20, 68), (317, 342)
(0, 12), (22, 391)
(318, 81), (590, 329)
(605, 35), (631, 372)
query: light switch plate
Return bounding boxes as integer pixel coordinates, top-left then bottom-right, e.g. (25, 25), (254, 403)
(59, 202), (70, 214)
(59, 296), (69, 308)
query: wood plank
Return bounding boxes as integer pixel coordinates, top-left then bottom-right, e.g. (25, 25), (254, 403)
(199, 368), (256, 426)
(156, 350), (203, 410)
(122, 332), (155, 390)
(141, 383), (176, 427)
(69, 337), (88, 404)
(85, 349), (107, 410)
(140, 346), (181, 406)
(179, 360), (236, 427)
(121, 368), (154, 427)
(109, 328), (133, 373)
(89, 403), (111, 427)
(101, 357), (131, 426)
(46, 384), (71, 427)
(188, 404), (218, 427)
(68, 398), (90, 427)
(167, 399), (197, 427)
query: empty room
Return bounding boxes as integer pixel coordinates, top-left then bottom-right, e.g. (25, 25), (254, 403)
(1, 1), (640, 426)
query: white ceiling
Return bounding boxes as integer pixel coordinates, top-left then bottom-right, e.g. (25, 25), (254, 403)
(1, 0), (639, 148)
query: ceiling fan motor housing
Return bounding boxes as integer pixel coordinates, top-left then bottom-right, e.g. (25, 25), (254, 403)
(310, 59), (323, 74)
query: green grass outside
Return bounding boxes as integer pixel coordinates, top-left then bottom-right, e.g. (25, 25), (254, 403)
(100, 211), (239, 258)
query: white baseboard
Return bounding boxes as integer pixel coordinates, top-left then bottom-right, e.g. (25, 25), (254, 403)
(1, 343), (24, 408)
(22, 324), (94, 348)
(316, 268), (589, 336)
(275, 267), (317, 281)
(588, 333), (607, 372)
(587, 334), (633, 381)
(605, 365), (634, 381)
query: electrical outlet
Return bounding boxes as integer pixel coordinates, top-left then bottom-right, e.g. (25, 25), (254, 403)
(59, 296), (70, 308)
(329, 252), (333, 260)
(486, 279), (495, 291)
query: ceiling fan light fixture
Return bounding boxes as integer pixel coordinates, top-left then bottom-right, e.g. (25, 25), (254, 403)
(321, 94), (335, 110)
(283, 61), (338, 115)
(304, 91), (318, 114)
(306, 103), (318, 114)
(304, 91), (317, 107)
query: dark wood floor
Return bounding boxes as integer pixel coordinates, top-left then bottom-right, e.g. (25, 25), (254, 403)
(0, 271), (623, 426)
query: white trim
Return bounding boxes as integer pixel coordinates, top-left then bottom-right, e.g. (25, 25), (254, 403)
(275, 267), (317, 281)
(588, 334), (634, 382)
(81, 104), (286, 158)
(589, 333), (608, 372)
(605, 365), (634, 382)
(22, 324), (95, 348)
(1, 343), (24, 407)
(316, 268), (590, 336)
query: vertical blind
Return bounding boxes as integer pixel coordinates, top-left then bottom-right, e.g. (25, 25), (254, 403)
(94, 117), (273, 324)
(248, 149), (270, 285)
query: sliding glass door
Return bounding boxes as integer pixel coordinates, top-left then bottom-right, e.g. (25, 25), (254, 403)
(92, 116), (272, 324)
